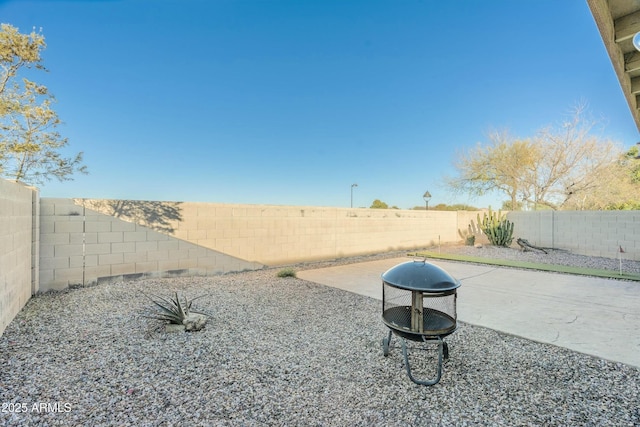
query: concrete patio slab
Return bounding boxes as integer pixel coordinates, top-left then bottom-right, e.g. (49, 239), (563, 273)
(297, 257), (640, 368)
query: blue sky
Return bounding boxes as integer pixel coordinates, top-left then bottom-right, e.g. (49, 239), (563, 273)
(1, 0), (638, 209)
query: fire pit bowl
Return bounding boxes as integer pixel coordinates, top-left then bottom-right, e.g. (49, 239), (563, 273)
(381, 258), (460, 386)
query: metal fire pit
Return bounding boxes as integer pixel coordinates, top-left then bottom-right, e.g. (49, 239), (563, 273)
(381, 258), (460, 386)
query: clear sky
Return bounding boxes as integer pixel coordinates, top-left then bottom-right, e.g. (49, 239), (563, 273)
(1, 0), (638, 209)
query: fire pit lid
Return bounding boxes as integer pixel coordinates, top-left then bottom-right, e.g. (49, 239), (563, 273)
(382, 259), (460, 292)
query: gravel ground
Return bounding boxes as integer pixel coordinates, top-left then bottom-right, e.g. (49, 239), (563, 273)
(294, 244), (640, 276)
(1, 247), (639, 426)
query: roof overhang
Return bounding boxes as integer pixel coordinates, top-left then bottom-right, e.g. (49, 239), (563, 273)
(587, 0), (640, 131)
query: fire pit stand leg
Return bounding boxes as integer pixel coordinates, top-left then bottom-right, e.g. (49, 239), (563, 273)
(400, 336), (444, 386)
(382, 330), (393, 357)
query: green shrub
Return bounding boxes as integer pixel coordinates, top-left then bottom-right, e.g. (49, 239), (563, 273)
(277, 268), (297, 278)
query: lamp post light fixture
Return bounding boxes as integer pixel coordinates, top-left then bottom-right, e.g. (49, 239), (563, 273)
(634, 32), (640, 51)
(351, 183), (358, 208)
(423, 191), (432, 210)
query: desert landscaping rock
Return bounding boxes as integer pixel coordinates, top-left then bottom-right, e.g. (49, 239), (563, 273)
(0, 247), (639, 426)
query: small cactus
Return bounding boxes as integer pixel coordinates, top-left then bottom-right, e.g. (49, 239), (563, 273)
(458, 225), (476, 246)
(458, 220), (482, 246)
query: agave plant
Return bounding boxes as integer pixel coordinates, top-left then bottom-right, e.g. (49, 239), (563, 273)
(144, 292), (209, 332)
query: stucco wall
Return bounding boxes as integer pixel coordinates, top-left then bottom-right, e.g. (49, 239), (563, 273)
(0, 179), (37, 336)
(508, 210), (640, 260)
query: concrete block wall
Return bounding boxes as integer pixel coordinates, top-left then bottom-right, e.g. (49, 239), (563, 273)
(5, 189), (640, 334)
(5, 188), (640, 335)
(31, 189), (40, 295)
(0, 179), (37, 336)
(508, 210), (640, 260)
(455, 210), (488, 243)
(39, 199), (262, 292)
(168, 203), (463, 265)
(42, 199), (471, 292)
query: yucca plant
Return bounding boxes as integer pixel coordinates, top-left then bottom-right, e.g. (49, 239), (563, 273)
(144, 292), (209, 332)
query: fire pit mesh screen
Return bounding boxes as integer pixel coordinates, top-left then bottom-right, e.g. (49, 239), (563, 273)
(423, 295), (456, 335)
(382, 284), (412, 328)
(382, 283), (457, 336)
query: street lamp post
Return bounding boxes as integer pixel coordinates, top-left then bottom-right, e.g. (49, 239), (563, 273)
(351, 183), (358, 208)
(423, 191), (432, 211)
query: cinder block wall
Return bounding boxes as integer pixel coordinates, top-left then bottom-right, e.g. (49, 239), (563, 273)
(40, 199), (470, 291)
(4, 190), (638, 334)
(169, 203), (463, 265)
(508, 211), (640, 260)
(0, 179), (37, 335)
(39, 199), (262, 292)
(6, 190), (640, 333)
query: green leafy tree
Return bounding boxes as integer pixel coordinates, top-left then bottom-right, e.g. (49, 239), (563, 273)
(629, 145), (640, 182)
(370, 199), (389, 209)
(501, 200), (523, 210)
(562, 145), (640, 210)
(0, 23), (86, 185)
(419, 203), (479, 211)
